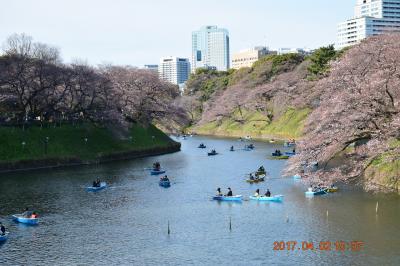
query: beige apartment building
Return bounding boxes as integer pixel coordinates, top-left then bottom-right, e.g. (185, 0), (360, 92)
(231, 46), (270, 69)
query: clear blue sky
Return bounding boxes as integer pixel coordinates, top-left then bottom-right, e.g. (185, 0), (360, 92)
(0, 0), (355, 66)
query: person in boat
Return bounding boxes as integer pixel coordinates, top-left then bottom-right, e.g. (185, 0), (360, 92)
(225, 188), (233, 197)
(293, 148), (296, 153)
(230, 146), (234, 151)
(216, 188), (223, 196)
(258, 166), (265, 173)
(160, 175), (169, 182)
(22, 208), (33, 218)
(265, 189), (271, 197)
(254, 189), (260, 197)
(31, 212), (38, 219)
(96, 178), (101, 187)
(153, 162), (161, 171)
(250, 173), (255, 180)
(0, 223), (6, 235)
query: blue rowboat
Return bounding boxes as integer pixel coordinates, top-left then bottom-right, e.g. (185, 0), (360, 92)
(0, 232), (9, 242)
(151, 170), (166, 175)
(285, 152), (296, 156)
(249, 195), (283, 202)
(86, 182), (107, 192)
(212, 195), (242, 201)
(12, 215), (39, 225)
(159, 180), (171, 188)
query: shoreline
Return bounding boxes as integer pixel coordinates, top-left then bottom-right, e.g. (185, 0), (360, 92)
(188, 131), (294, 143)
(0, 142), (181, 174)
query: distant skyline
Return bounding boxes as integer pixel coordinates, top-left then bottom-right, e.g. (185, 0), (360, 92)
(0, 0), (355, 67)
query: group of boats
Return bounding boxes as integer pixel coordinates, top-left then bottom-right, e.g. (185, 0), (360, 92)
(146, 162), (171, 187)
(199, 142), (256, 156)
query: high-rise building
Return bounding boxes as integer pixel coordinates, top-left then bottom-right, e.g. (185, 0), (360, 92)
(192, 25), (230, 71)
(337, 0), (400, 49)
(231, 47), (270, 69)
(144, 64), (158, 72)
(158, 57), (190, 85)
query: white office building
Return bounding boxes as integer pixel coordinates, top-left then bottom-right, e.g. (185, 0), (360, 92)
(337, 0), (400, 49)
(158, 57), (190, 86)
(192, 25), (230, 71)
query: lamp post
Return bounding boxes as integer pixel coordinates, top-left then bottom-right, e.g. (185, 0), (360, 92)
(22, 141), (26, 151)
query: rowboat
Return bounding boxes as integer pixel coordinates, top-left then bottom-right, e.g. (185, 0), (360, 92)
(0, 232), (9, 242)
(212, 195), (242, 201)
(159, 180), (171, 188)
(12, 215), (39, 225)
(285, 151), (296, 156)
(269, 155), (290, 160)
(325, 187), (339, 193)
(249, 195), (284, 202)
(246, 177), (265, 183)
(86, 182), (107, 192)
(150, 170), (166, 175)
(208, 152), (218, 156)
(305, 189), (326, 197)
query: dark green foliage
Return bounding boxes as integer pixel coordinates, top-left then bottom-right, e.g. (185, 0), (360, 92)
(0, 123), (173, 162)
(186, 68), (232, 101)
(307, 45), (338, 76)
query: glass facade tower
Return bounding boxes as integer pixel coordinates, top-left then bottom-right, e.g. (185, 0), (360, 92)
(191, 25), (230, 71)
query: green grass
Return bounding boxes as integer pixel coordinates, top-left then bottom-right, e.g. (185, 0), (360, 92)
(0, 123), (174, 163)
(365, 138), (400, 192)
(193, 107), (310, 140)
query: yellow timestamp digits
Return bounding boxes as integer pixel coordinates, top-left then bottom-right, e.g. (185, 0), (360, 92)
(273, 241), (364, 252)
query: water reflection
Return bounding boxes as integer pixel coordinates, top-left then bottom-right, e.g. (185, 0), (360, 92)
(0, 136), (399, 265)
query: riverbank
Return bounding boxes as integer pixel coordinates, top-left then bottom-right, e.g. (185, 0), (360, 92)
(189, 108), (309, 141)
(0, 123), (180, 173)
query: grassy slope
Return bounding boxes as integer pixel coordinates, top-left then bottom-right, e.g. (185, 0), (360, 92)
(193, 108), (310, 140)
(364, 139), (400, 192)
(0, 123), (174, 163)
